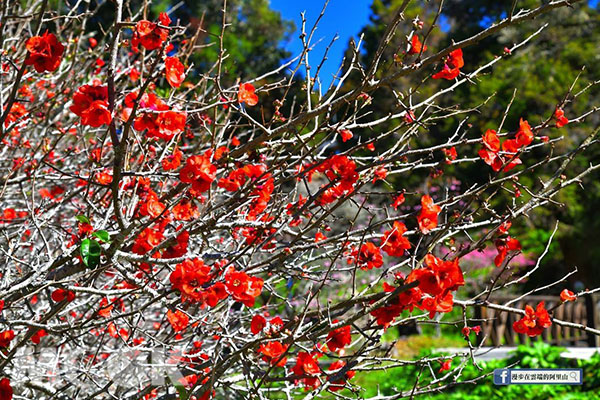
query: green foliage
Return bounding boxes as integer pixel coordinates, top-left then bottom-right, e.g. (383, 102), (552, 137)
(75, 215), (90, 224)
(80, 238), (101, 269)
(92, 230), (111, 244)
(166, 0), (294, 83)
(336, 343), (600, 399)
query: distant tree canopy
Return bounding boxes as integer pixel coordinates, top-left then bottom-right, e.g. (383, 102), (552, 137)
(72, 0), (294, 83)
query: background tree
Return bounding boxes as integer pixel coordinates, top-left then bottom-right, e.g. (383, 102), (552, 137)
(0, 1), (599, 399)
(344, 0), (600, 289)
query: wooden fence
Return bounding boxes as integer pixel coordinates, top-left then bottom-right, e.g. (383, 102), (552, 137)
(474, 294), (600, 347)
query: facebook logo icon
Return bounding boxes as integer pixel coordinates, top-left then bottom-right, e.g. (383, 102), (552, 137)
(494, 369), (510, 385)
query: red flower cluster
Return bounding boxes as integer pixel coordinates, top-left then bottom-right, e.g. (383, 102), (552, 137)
(348, 242), (383, 270)
(560, 289), (576, 302)
(0, 378), (12, 400)
(218, 163), (273, 220)
(258, 341), (288, 366)
(310, 155), (359, 205)
(172, 199), (198, 221)
(162, 230), (190, 259)
(250, 314), (266, 334)
(132, 13), (171, 51)
(442, 146), (457, 163)
(51, 288), (76, 302)
(179, 153), (217, 194)
(292, 351), (321, 389)
(165, 56), (186, 88)
(408, 254), (464, 297)
(3, 103), (28, 135)
(162, 148), (182, 171)
(513, 301), (552, 337)
(478, 119), (533, 172)
(417, 195), (441, 234)
(381, 221), (411, 257)
(326, 322), (352, 352)
(238, 83), (258, 106)
(339, 129), (353, 142)
(225, 268), (264, 307)
(370, 280), (423, 328)
(170, 258), (212, 302)
(406, 254), (464, 318)
(218, 164), (266, 192)
(555, 107), (569, 128)
(328, 360), (356, 392)
(251, 315), (284, 335)
(0, 330), (15, 348)
(408, 35), (427, 55)
(461, 325), (481, 337)
(494, 236), (521, 266)
(70, 84), (112, 127)
(166, 309), (189, 332)
(131, 227), (164, 255)
(25, 32), (64, 72)
(247, 177), (274, 221)
(128, 92), (187, 140)
(432, 48), (464, 80)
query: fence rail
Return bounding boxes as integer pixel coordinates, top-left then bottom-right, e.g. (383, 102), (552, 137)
(474, 294), (600, 347)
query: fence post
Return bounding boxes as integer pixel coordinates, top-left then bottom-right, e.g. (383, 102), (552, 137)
(474, 303), (484, 346)
(584, 293), (599, 347)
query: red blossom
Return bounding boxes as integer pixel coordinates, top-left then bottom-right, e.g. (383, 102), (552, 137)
(349, 242), (383, 270)
(381, 221), (411, 257)
(70, 84), (112, 127)
(169, 258), (212, 302)
(0, 330), (15, 348)
(442, 146), (457, 163)
(133, 18), (169, 51)
(438, 359), (452, 373)
(326, 322), (352, 352)
(515, 118), (534, 147)
(494, 236), (521, 266)
(51, 288), (76, 302)
(24, 32), (64, 72)
(179, 153), (217, 193)
(560, 289), (576, 302)
(408, 34), (427, 55)
(165, 56), (186, 88)
(339, 129), (353, 142)
(328, 360), (355, 391)
(555, 107), (569, 128)
(30, 329), (47, 344)
(513, 301), (552, 337)
(162, 149), (183, 171)
(432, 48), (464, 80)
(258, 341), (288, 366)
(417, 195), (441, 234)
(0, 378), (12, 400)
(250, 314), (267, 334)
(167, 309), (189, 332)
(224, 268), (264, 307)
(238, 83), (258, 106)
(407, 254), (464, 298)
(392, 193), (405, 209)
(292, 352), (321, 389)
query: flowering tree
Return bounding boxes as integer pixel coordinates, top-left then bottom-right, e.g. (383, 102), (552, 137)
(0, 0), (599, 399)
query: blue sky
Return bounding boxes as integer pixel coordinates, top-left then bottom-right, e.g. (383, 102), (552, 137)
(270, 0), (373, 88)
(269, 0), (599, 87)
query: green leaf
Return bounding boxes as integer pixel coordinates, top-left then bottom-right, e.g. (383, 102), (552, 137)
(76, 215), (90, 224)
(80, 238), (102, 269)
(166, 375), (188, 400)
(92, 230), (111, 243)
